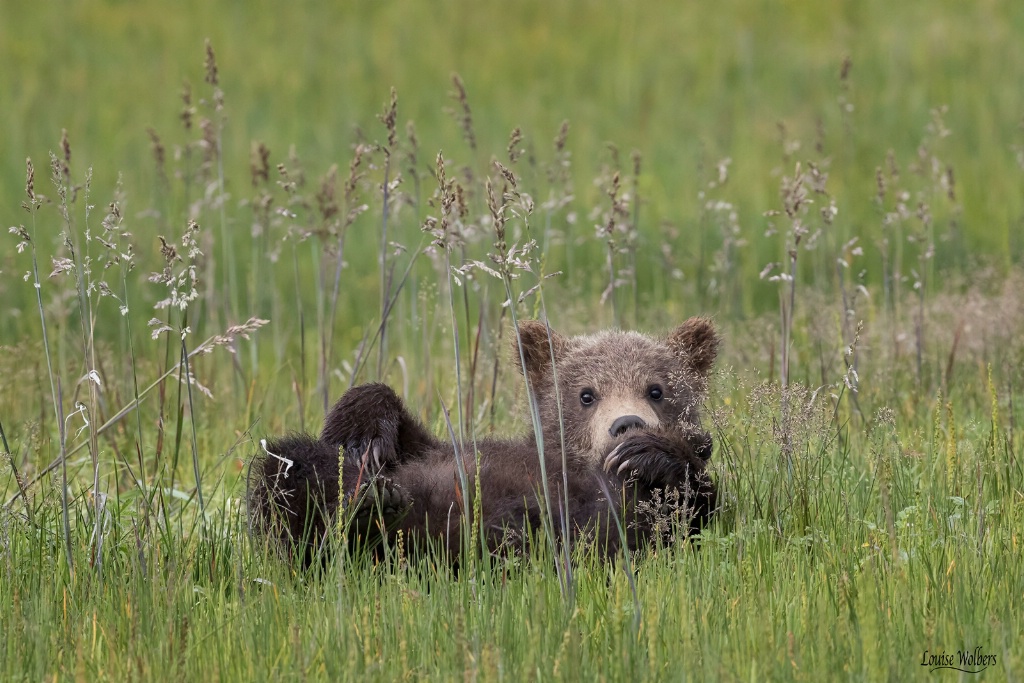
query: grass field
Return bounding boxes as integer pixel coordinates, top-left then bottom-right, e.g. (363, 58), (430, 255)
(1, 1), (1023, 680)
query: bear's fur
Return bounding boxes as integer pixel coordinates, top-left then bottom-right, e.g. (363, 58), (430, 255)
(248, 317), (720, 567)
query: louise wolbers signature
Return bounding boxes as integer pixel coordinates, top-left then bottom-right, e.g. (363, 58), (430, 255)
(921, 647), (997, 674)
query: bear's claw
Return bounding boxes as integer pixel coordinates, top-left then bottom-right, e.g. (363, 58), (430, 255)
(603, 444), (621, 473)
(603, 444), (634, 476)
(347, 437), (394, 474)
(604, 442), (639, 477)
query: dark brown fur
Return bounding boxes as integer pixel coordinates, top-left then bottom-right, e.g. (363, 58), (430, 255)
(248, 317), (720, 567)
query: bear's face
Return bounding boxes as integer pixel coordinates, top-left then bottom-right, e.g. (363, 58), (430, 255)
(515, 317), (719, 464)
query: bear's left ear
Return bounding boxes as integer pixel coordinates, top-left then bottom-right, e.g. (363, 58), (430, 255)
(513, 320), (566, 386)
(667, 316), (720, 376)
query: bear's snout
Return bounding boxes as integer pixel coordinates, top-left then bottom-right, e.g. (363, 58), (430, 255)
(588, 393), (661, 463)
(609, 415), (646, 437)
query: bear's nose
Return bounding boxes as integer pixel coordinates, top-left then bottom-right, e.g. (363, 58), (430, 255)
(609, 415), (646, 437)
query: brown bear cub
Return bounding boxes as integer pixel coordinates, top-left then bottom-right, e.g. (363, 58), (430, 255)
(248, 317), (720, 567)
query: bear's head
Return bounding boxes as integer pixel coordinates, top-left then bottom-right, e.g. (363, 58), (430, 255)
(514, 317), (719, 465)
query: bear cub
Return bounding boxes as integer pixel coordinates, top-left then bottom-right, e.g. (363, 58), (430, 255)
(248, 317), (720, 566)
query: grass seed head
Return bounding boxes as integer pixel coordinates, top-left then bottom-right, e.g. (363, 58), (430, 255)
(180, 81), (194, 130)
(250, 141), (270, 187)
(448, 73), (476, 151)
(204, 39), (218, 86)
(507, 127), (524, 164)
(25, 158), (35, 202)
(379, 87), (398, 151)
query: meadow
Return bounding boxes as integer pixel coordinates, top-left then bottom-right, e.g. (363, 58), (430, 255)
(1, 0), (1022, 680)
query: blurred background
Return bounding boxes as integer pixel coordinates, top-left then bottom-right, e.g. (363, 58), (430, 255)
(4, 0), (1022, 255)
(2, 0), (1023, 424)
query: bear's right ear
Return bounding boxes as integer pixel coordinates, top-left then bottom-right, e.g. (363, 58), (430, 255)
(513, 320), (566, 386)
(667, 316), (720, 377)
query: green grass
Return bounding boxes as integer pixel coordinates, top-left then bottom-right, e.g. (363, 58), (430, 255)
(2, 0), (1023, 680)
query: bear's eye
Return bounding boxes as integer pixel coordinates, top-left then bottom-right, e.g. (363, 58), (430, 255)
(647, 385), (664, 401)
(579, 388), (596, 406)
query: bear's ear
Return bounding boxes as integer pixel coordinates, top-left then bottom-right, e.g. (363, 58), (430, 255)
(667, 316), (719, 376)
(513, 320), (565, 385)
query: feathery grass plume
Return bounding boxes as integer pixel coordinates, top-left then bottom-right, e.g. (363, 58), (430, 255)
(147, 128), (168, 188)
(323, 144), (372, 358)
(148, 219), (209, 518)
(250, 141), (270, 188)
(85, 177), (131, 518)
(835, 237), (865, 339)
(482, 166), (573, 597)
(507, 127), (524, 165)
(23, 157), (37, 208)
(204, 39), (219, 87)
(377, 87), (399, 379)
(11, 156), (71, 574)
(540, 120), (574, 275)
(322, 142), (372, 399)
(49, 135), (111, 576)
(404, 120), (422, 208)
(837, 55), (854, 136)
(149, 221), (202, 314)
(760, 155), (829, 475)
(699, 157), (746, 313)
(447, 73), (476, 151)
(872, 108), (958, 393)
(245, 140), (274, 375)
(314, 162), (341, 408)
(196, 39), (234, 327)
(96, 177), (154, 548)
(379, 86), (398, 150)
(272, 157), (315, 418)
(316, 164), (340, 224)
(96, 177), (136, 312)
(836, 319), (866, 422)
(173, 79), (200, 228)
(58, 129), (71, 186)
(180, 80), (194, 131)
(422, 151), (473, 546)
(779, 161), (810, 374)
(627, 149), (642, 321)
(595, 167), (625, 324)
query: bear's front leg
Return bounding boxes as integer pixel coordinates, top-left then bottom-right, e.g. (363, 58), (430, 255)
(321, 383), (439, 472)
(602, 429), (712, 490)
